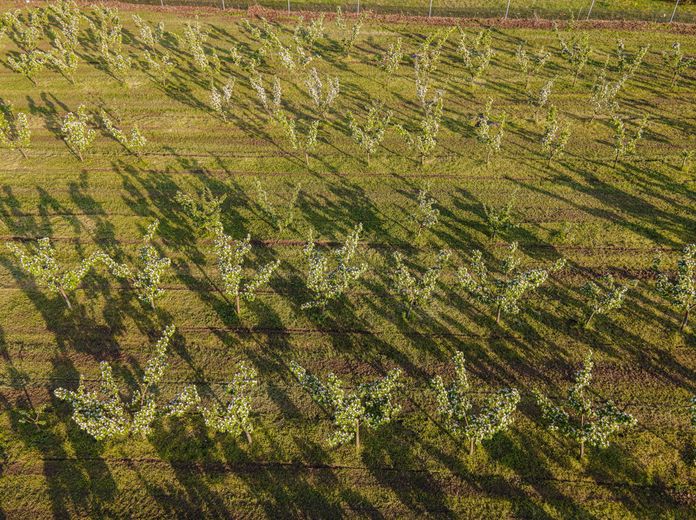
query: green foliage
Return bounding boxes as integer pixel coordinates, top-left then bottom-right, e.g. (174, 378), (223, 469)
(7, 50), (46, 84)
(483, 196), (516, 240)
(254, 179), (302, 233)
(541, 105), (571, 165)
(516, 43), (550, 90)
(615, 39), (649, 81)
(412, 185), (440, 240)
(60, 104), (95, 161)
(611, 114), (647, 166)
(334, 8), (363, 55)
(474, 99), (506, 165)
(175, 187), (227, 236)
(662, 42), (694, 88)
(54, 325), (181, 441)
(302, 224), (367, 310)
(391, 248), (450, 318)
(100, 111), (147, 156)
(580, 274), (635, 329)
(654, 244), (696, 331)
(347, 102), (392, 165)
(102, 220), (171, 309)
(380, 37), (403, 74)
(432, 351), (520, 456)
(397, 95), (443, 164)
(211, 225), (280, 316)
(535, 352), (636, 458)
(274, 110), (320, 166)
(457, 242), (566, 323)
(556, 28), (592, 84)
(457, 28), (495, 85)
(168, 363), (258, 443)
(7, 238), (106, 310)
(290, 362), (402, 450)
(0, 103), (31, 158)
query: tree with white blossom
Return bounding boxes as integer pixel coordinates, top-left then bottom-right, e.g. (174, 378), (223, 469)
(102, 220), (171, 309)
(290, 362), (402, 452)
(457, 241), (565, 324)
(347, 103), (392, 165)
(391, 248), (450, 318)
(653, 244), (695, 332)
(581, 274), (634, 329)
(0, 103), (31, 158)
(55, 325), (182, 440)
(211, 224), (280, 316)
(535, 352), (636, 459)
(61, 105), (95, 161)
(7, 238), (106, 310)
(432, 351), (520, 456)
(302, 224), (367, 310)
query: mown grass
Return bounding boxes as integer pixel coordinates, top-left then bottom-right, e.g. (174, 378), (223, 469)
(0, 1), (694, 517)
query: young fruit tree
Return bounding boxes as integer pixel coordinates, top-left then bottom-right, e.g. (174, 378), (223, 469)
(397, 96), (444, 165)
(615, 40), (649, 82)
(46, 37), (79, 84)
(380, 37), (403, 74)
(457, 28), (495, 86)
(432, 351), (520, 456)
(680, 149), (694, 173)
(250, 74), (282, 117)
(143, 50), (175, 86)
(211, 225), (280, 316)
(390, 248), (451, 318)
(556, 29), (591, 85)
(290, 362), (402, 452)
(483, 198), (516, 240)
(589, 69), (623, 121)
(54, 325), (183, 440)
(412, 185), (440, 241)
(541, 105), (571, 165)
(0, 105), (31, 158)
(474, 99), (506, 165)
(7, 50), (46, 85)
(210, 80), (236, 122)
(302, 224), (367, 310)
(175, 187), (227, 236)
(334, 8), (363, 55)
(611, 115), (647, 167)
(347, 103), (393, 165)
(167, 363), (258, 444)
(535, 352), (636, 459)
(61, 105), (95, 161)
(532, 79), (554, 121)
(254, 179), (302, 233)
(662, 42), (694, 88)
(653, 244), (695, 332)
(515, 43), (550, 91)
(305, 68), (340, 116)
(580, 274), (635, 329)
(274, 110), (320, 167)
(457, 242), (566, 324)
(7, 238), (106, 310)
(100, 111), (147, 156)
(102, 220), (171, 309)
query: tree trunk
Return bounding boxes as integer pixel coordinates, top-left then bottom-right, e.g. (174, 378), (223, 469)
(355, 420), (360, 453)
(584, 310), (596, 329)
(469, 438), (475, 457)
(58, 287), (72, 310)
(19, 147), (27, 159)
(245, 429), (252, 445)
(236, 293), (241, 317)
(305, 151), (309, 168)
(680, 308), (690, 332)
(496, 304), (502, 324)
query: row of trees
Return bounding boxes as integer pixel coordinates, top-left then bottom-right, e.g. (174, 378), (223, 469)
(0, 4), (692, 170)
(7, 202), (695, 331)
(55, 325), (651, 460)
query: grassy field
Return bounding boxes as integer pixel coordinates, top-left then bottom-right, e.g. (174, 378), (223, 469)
(0, 1), (695, 517)
(125, 0), (696, 23)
